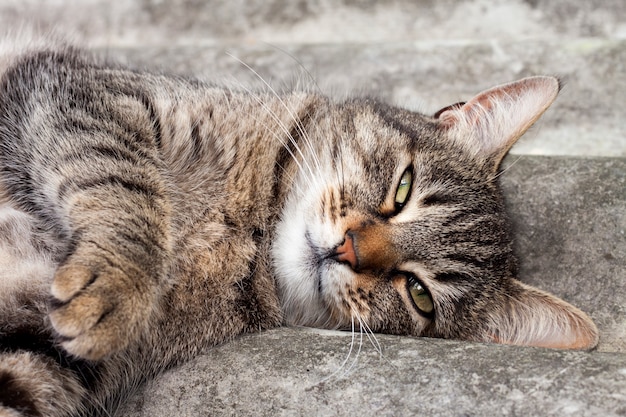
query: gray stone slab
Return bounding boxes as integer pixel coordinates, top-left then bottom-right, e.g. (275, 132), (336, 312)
(120, 327), (626, 417)
(500, 156), (626, 353)
(2, 1), (625, 156)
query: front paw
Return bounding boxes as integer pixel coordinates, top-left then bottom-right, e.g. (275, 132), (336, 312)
(49, 257), (158, 361)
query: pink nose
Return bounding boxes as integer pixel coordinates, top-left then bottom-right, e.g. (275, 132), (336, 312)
(334, 232), (358, 270)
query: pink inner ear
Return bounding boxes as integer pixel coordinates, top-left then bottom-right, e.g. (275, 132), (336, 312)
(469, 78), (553, 129)
(436, 76), (561, 166)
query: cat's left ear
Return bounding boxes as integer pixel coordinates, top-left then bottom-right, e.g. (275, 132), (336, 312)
(487, 279), (599, 350)
(436, 76), (561, 170)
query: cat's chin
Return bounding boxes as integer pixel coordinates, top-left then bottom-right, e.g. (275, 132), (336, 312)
(272, 219), (351, 329)
(272, 223), (324, 326)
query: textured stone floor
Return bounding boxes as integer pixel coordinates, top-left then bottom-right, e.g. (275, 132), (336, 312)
(2, 0), (625, 416)
(122, 327), (626, 417)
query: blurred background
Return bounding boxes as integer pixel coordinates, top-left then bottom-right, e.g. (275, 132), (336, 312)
(2, 0), (624, 157)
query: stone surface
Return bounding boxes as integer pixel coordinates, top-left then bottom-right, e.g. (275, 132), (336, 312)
(105, 40), (626, 157)
(120, 327), (626, 417)
(1, 0), (625, 156)
(2, 0), (625, 45)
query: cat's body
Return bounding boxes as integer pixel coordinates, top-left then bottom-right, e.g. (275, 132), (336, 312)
(0, 40), (598, 416)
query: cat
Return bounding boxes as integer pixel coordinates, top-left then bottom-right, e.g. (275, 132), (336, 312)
(0, 39), (598, 417)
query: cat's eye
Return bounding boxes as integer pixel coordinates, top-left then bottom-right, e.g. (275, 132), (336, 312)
(394, 168), (413, 209)
(407, 276), (434, 317)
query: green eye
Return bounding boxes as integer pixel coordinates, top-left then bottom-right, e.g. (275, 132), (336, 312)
(408, 278), (434, 316)
(394, 168), (413, 207)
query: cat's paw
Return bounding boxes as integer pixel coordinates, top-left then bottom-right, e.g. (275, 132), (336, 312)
(49, 255), (158, 360)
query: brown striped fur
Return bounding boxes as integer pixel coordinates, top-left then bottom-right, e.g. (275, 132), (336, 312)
(0, 40), (597, 416)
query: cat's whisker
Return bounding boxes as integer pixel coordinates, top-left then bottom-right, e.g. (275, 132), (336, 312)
(343, 312), (365, 377)
(334, 125), (347, 215)
(264, 43), (323, 95)
(491, 154), (523, 182)
(239, 109), (311, 196)
(224, 75), (311, 177)
(340, 314), (364, 378)
(228, 78), (317, 188)
(355, 313), (383, 358)
(226, 53), (322, 184)
(317, 315), (358, 384)
(322, 306), (374, 382)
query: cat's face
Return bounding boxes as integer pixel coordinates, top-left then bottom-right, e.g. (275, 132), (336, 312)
(272, 77), (599, 350)
(272, 100), (509, 339)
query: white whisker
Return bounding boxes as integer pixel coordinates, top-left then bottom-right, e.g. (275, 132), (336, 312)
(226, 52), (322, 184)
(355, 314), (383, 358)
(317, 315), (358, 384)
(263, 42), (323, 95)
(226, 75), (321, 197)
(491, 154), (524, 182)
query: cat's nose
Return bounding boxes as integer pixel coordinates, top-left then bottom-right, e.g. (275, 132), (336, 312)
(331, 225), (399, 273)
(333, 231), (358, 270)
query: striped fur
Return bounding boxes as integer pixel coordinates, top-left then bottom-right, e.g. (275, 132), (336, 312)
(0, 42), (597, 416)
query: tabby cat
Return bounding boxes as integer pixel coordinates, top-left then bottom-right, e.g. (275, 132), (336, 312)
(0, 39), (597, 417)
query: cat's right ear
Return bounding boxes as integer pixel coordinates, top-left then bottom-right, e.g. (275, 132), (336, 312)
(486, 280), (599, 350)
(436, 76), (561, 170)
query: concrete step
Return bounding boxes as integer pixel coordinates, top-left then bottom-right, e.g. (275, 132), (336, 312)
(2, 1), (624, 156)
(500, 156), (625, 354)
(120, 327), (626, 417)
(2, 0), (625, 45)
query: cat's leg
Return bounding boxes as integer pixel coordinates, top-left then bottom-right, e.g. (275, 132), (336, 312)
(0, 189), (151, 416)
(45, 163), (173, 361)
(1, 128), (173, 363)
(0, 202), (57, 350)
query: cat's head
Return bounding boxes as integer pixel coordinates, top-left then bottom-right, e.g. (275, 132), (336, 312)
(271, 76), (598, 350)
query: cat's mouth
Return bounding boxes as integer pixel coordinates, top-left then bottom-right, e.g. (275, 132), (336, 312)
(304, 230), (336, 296)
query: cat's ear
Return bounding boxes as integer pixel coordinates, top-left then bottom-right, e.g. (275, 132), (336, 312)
(487, 280), (599, 350)
(436, 76), (561, 169)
